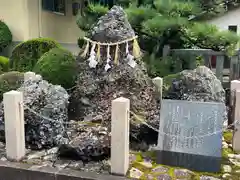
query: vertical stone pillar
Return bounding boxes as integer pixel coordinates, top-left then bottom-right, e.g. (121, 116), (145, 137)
(111, 97), (130, 175)
(233, 90), (240, 151)
(216, 55), (224, 82)
(153, 77), (163, 107)
(4, 90), (25, 160)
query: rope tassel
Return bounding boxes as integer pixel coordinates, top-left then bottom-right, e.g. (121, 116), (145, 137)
(114, 44), (119, 65)
(96, 43), (101, 62)
(133, 39), (141, 59)
(88, 43), (98, 68)
(105, 45), (111, 71)
(80, 41), (89, 58)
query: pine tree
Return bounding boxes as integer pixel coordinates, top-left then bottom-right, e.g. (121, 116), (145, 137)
(77, 0), (239, 55)
(77, 0), (240, 77)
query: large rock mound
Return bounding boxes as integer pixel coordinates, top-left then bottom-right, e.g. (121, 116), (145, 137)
(89, 5), (135, 42)
(163, 66), (225, 103)
(69, 6), (160, 147)
(0, 72), (69, 150)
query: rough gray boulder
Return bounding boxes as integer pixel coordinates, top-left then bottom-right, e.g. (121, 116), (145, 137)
(163, 66), (227, 127)
(67, 5), (160, 156)
(0, 72), (69, 150)
(59, 125), (110, 161)
(163, 66), (225, 103)
(89, 5), (135, 43)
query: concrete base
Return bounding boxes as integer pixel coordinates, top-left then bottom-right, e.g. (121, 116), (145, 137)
(0, 160), (129, 180)
(156, 150), (221, 173)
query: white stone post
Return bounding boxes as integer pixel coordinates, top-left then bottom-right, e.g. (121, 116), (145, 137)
(3, 90), (25, 161)
(153, 77), (163, 107)
(111, 97), (130, 176)
(231, 80), (240, 106)
(233, 90), (240, 151)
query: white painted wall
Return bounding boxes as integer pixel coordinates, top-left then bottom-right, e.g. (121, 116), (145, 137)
(207, 8), (240, 34)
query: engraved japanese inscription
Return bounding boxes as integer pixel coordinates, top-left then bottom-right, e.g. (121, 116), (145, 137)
(157, 99), (226, 172)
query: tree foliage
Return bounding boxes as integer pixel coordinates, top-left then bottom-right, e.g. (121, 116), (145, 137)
(77, 0), (240, 56)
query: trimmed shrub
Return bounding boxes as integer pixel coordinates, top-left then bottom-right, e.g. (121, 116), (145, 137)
(0, 56), (9, 73)
(10, 38), (60, 72)
(0, 71), (24, 100)
(0, 20), (12, 52)
(33, 48), (77, 89)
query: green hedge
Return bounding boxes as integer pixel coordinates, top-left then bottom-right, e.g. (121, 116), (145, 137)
(33, 48), (77, 89)
(0, 20), (12, 52)
(0, 71), (24, 100)
(0, 56), (9, 73)
(10, 38), (60, 72)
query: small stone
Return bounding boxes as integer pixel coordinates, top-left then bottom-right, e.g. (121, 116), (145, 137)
(200, 176), (221, 180)
(81, 162), (104, 173)
(229, 144), (233, 148)
(46, 147), (59, 155)
(138, 161), (153, 169)
(0, 142), (5, 148)
(53, 160), (71, 170)
(129, 167), (143, 179)
(152, 165), (169, 173)
(146, 174), (155, 180)
(222, 142), (228, 148)
(222, 165), (232, 173)
(68, 161), (84, 170)
(27, 150), (46, 160)
(222, 173), (231, 179)
(156, 174), (172, 180)
(29, 161), (53, 170)
(0, 157), (7, 161)
(43, 154), (57, 161)
(235, 170), (240, 173)
(129, 154), (137, 164)
(25, 158), (43, 165)
(174, 169), (193, 178)
(229, 158), (240, 166)
(228, 154), (235, 158)
(234, 154), (240, 160)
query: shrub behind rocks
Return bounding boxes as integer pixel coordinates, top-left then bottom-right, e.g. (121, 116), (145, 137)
(0, 56), (9, 73)
(0, 20), (12, 52)
(33, 48), (77, 89)
(10, 38), (60, 72)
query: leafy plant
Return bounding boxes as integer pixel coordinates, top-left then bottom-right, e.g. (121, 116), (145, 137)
(10, 38), (60, 72)
(0, 56), (9, 73)
(0, 20), (12, 52)
(33, 48), (77, 89)
(77, 0), (240, 76)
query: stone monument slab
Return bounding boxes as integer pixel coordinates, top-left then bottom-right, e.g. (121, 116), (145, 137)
(156, 99), (226, 172)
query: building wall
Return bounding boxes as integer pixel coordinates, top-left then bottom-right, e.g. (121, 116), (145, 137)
(40, 0), (83, 44)
(206, 8), (240, 34)
(0, 0), (83, 56)
(0, 0), (30, 41)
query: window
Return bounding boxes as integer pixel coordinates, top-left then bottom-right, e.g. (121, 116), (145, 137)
(42, 0), (66, 15)
(72, 2), (81, 16)
(228, 25), (237, 33)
